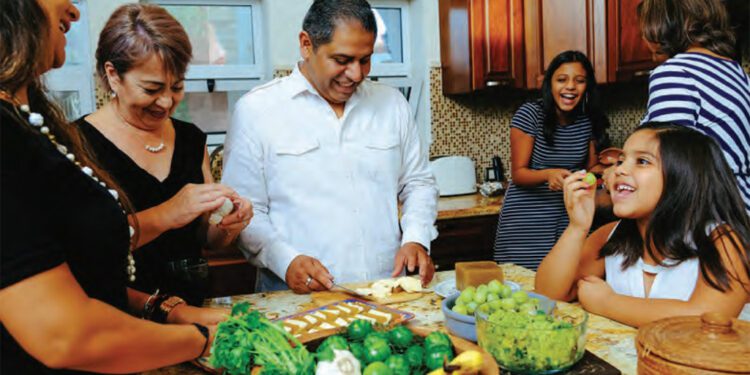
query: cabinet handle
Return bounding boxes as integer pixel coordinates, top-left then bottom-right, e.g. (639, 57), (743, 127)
(634, 70), (652, 77)
(486, 80), (501, 87)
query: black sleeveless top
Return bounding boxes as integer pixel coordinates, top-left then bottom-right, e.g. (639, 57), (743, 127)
(1, 100), (130, 374)
(78, 117), (208, 304)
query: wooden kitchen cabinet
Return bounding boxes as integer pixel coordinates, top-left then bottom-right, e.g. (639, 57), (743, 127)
(439, 0), (657, 92)
(430, 215), (496, 271)
(606, 0), (659, 81)
(523, 0), (608, 88)
(439, 0), (525, 94)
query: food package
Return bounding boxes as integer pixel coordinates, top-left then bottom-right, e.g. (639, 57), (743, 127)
(455, 261), (504, 291)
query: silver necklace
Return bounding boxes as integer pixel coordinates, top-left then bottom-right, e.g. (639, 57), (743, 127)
(6, 97), (137, 282)
(113, 105), (166, 153)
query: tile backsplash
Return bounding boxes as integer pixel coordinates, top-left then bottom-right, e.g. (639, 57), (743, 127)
(428, 67), (648, 182)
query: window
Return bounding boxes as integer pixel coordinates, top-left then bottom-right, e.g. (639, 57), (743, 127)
(44, 0), (95, 121)
(152, 0), (264, 144)
(370, 0), (411, 77)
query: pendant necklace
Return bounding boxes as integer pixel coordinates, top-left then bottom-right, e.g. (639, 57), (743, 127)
(113, 105), (166, 153)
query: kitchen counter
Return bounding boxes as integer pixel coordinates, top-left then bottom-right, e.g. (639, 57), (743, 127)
(437, 193), (503, 220)
(145, 263), (638, 375)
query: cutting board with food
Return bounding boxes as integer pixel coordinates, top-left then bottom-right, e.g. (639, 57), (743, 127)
(311, 276), (429, 306)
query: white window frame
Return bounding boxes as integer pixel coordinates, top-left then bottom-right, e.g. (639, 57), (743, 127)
(369, 0), (411, 78)
(44, 0), (95, 120)
(152, 0), (265, 81)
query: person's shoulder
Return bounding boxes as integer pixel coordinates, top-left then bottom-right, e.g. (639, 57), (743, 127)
(171, 117), (207, 142)
(513, 100), (543, 121)
(359, 80), (409, 107)
(237, 77), (290, 105)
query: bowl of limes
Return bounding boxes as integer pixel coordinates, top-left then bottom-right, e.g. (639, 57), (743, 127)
(440, 280), (553, 342)
(475, 299), (587, 374)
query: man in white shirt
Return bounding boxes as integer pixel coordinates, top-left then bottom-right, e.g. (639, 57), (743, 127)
(222, 0), (438, 293)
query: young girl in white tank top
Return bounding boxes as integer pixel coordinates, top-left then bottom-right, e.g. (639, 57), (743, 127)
(535, 123), (750, 327)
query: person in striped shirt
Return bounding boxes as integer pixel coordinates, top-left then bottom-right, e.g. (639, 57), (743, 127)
(638, 0), (750, 213)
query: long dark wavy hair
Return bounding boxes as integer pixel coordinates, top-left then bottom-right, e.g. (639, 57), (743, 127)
(540, 50), (610, 151)
(601, 123), (750, 293)
(0, 0), (138, 246)
(637, 0), (736, 58)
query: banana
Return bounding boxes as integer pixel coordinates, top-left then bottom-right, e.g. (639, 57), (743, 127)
(427, 350), (484, 375)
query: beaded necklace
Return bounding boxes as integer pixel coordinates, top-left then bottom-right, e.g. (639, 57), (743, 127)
(2, 95), (137, 282)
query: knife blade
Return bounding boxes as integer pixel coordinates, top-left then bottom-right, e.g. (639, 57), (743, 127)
(331, 283), (373, 300)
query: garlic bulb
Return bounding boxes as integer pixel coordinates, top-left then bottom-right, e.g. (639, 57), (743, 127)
(315, 349), (361, 375)
(208, 198), (234, 225)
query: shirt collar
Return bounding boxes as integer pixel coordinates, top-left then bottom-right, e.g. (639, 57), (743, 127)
(286, 62), (364, 114)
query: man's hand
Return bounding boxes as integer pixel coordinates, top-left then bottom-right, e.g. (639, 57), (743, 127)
(286, 255), (334, 294)
(391, 242), (435, 287)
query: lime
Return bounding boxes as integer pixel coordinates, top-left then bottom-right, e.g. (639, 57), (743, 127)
(364, 361), (393, 375)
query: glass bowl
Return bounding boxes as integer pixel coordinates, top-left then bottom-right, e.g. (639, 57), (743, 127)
(475, 301), (588, 374)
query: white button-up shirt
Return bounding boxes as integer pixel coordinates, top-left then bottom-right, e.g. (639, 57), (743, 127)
(222, 66), (438, 284)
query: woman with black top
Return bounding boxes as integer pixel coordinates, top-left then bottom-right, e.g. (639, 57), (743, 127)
(78, 4), (252, 305)
(0, 1), (224, 373)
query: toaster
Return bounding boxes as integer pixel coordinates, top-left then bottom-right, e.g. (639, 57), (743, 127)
(430, 156), (477, 196)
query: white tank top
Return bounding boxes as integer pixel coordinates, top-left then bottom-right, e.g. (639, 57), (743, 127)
(604, 221), (699, 300)
(603, 222), (750, 319)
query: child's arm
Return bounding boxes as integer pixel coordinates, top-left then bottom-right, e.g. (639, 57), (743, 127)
(536, 171), (609, 301)
(579, 228), (750, 327)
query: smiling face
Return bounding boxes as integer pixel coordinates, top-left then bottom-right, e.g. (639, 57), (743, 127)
(106, 54), (185, 130)
(550, 62), (587, 117)
(38, 0), (80, 70)
(610, 129), (664, 221)
(299, 19), (375, 107)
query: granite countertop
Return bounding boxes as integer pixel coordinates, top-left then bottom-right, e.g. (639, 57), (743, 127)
(145, 264), (638, 375)
(437, 193), (503, 220)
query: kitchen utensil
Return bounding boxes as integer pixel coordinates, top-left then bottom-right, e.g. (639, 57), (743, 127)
(430, 155), (477, 196)
(491, 155), (506, 182)
(331, 283), (373, 301)
(636, 312), (750, 374)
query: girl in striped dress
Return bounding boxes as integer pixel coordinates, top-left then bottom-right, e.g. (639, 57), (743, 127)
(638, 0), (750, 213)
(493, 51), (611, 270)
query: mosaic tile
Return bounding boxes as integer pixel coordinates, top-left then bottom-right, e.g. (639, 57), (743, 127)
(429, 67), (654, 182)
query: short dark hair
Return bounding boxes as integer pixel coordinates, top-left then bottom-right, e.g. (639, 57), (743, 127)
(540, 50), (611, 151)
(601, 123), (750, 293)
(302, 0), (377, 49)
(637, 0), (735, 58)
(96, 4), (193, 92)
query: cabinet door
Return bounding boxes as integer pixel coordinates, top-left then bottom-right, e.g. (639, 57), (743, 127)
(523, 0), (607, 89)
(431, 215), (496, 271)
(479, 0), (525, 88)
(607, 0), (659, 81)
(439, 0), (524, 94)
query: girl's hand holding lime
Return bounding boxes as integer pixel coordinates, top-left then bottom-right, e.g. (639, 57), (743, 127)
(563, 171), (596, 232)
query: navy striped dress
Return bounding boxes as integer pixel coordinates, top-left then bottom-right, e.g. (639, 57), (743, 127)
(494, 101), (592, 270)
(643, 52), (750, 212)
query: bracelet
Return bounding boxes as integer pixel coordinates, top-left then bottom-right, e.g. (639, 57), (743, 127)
(192, 323), (210, 358)
(141, 289), (161, 319)
(153, 295), (187, 324)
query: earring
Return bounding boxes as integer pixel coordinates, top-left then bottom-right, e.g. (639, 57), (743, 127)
(110, 91), (117, 99)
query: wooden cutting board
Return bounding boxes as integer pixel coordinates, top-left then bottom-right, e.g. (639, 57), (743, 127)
(310, 283), (432, 307)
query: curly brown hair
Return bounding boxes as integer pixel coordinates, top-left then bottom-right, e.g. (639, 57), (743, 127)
(637, 0), (736, 58)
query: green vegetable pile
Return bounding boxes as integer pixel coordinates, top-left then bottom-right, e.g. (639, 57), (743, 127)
(210, 302), (315, 375)
(316, 320), (454, 375)
(474, 292), (586, 373)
